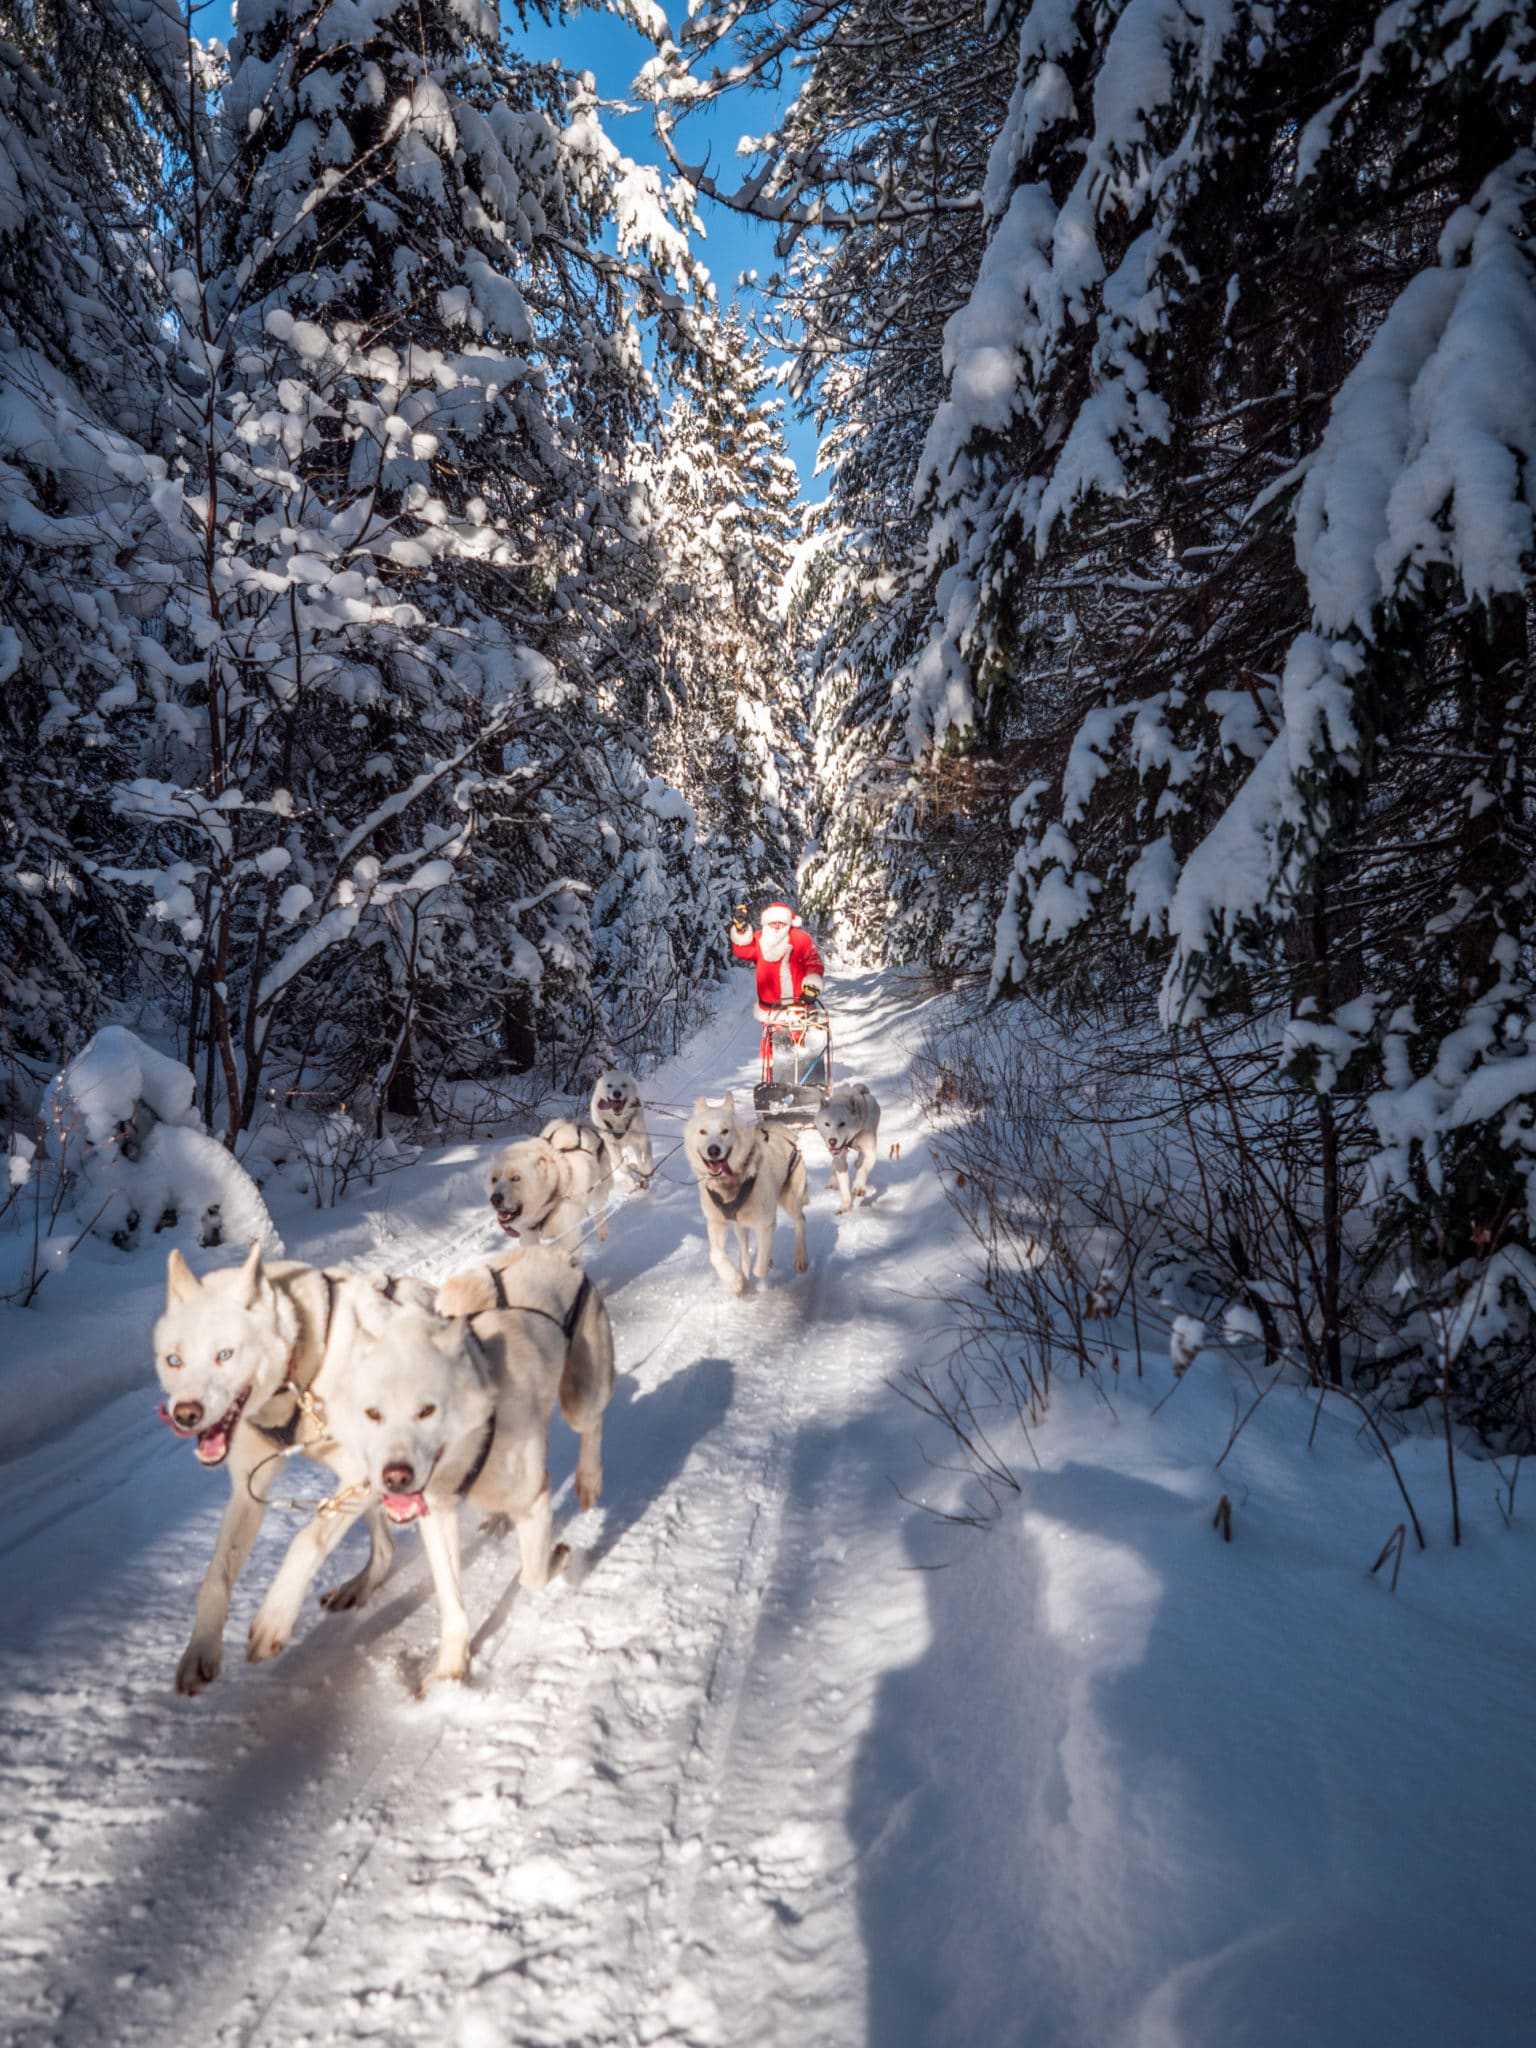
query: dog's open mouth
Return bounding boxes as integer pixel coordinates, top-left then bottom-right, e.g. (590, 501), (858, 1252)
(599, 1098), (628, 1116)
(160, 1386), (251, 1466)
(703, 1157), (733, 1178)
(382, 1491), (429, 1525)
(825, 1139), (846, 1155)
(496, 1210), (521, 1237)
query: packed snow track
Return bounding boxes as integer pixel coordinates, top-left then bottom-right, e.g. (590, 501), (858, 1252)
(0, 973), (953, 2048)
(3, 970), (1534, 2048)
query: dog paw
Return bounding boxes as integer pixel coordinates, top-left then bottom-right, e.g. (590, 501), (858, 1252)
(575, 1470), (603, 1512)
(175, 1641), (221, 1696)
(319, 1575), (371, 1614)
(548, 1541), (572, 1581)
(795, 1248), (809, 1273)
(835, 1201), (851, 1216)
(420, 1647), (471, 1695)
(479, 1512), (513, 1538)
(246, 1611), (291, 1664)
(724, 1271), (748, 1297)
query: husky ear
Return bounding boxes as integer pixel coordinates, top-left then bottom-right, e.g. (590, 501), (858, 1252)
(721, 1090), (735, 1116)
(236, 1238), (265, 1309)
(692, 1095), (709, 1116)
(165, 1247), (200, 1305)
(329, 1280), (366, 1353)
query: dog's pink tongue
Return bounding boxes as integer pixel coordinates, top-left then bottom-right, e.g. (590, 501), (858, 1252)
(384, 1492), (428, 1525)
(195, 1425), (231, 1465)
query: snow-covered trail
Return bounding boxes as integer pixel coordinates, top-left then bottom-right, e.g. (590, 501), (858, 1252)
(5, 967), (1536, 2048)
(0, 970), (957, 2048)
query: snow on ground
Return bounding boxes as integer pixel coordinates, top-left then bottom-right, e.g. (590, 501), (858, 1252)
(1, 969), (1534, 2047)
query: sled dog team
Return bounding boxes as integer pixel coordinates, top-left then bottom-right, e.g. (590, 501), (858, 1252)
(153, 1069), (882, 1697)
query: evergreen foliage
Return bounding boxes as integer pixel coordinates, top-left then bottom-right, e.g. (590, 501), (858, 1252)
(0, 0), (806, 1134)
(655, 0), (1536, 1422)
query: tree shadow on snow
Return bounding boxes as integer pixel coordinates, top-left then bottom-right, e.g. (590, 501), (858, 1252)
(847, 1457), (1536, 2048)
(575, 1354), (734, 1575)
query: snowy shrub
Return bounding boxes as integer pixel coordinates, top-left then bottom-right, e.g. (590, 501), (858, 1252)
(41, 1027), (277, 1255)
(904, 993), (1478, 1527)
(243, 1104), (417, 1211)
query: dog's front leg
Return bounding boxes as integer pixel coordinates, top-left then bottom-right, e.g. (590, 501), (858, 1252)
(418, 1502), (472, 1691)
(573, 1417), (604, 1512)
(753, 1219), (774, 1281)
(852, 1137), (875, 1202)
(831, 1157), (853, 1215)
(706, 1207), (747, 1296)
(178, 1472), (268, 1696)
(790, 1200), (809, 1273)
(319, 1503), (396, 1613)
(247, 1502), (367, 1664)
(513, 1478), (570, 1591)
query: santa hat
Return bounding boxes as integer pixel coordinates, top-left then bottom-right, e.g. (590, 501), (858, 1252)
(761, 901), (801, 927)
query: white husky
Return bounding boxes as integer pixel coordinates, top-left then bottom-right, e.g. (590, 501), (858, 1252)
(685, 1092), (808, 1296)
(152, 1242), (404, 1695)
(488, 1117), (611, 1247)
(320, 1249), (616, 1689)
(589, 1068), (654, 1186)
(815, 1081), (882, 1212)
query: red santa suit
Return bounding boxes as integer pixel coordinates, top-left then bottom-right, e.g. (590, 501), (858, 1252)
(733, 904), (825, 1012)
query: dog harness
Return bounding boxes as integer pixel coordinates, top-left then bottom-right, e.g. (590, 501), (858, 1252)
(455, 1413), (498, 1498)
(705, 1140), (801, 1221)
(706, 1172), (759, 1221)
(475, 1266), (592, 1342)
(249, 1272), (341, 1449)
(548, 1123), (604, 1160)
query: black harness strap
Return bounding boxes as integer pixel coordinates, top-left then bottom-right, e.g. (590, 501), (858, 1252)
(248, 1407), (303, 1449)
(707, 1136), (803, 1222)
(472, 1270), (592, 1341)
(563, 1271), (592, 1341)
(489, 1263), (511, 1310)
(707, 1172), (759, 1221)
(456, 1413), (498, 1497)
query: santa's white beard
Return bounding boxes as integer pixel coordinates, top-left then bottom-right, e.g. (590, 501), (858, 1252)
(759, 925), (791, 963)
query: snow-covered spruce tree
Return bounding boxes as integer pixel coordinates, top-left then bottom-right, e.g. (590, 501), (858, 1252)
(0, 0), (193, 1077)
(119, 0), (712, 1132)
(640, 310), (806, 906)
(642, 0), (1014, 969)
(908, 2), (1536, 1419)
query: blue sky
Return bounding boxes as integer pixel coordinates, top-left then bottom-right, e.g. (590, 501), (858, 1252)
(193, 0), (822, 493)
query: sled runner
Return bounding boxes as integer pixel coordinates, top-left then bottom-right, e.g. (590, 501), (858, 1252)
(752, 1000), (834, 1126)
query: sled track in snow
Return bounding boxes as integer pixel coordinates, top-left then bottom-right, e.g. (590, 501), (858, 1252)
(0, 971), (953, 2048)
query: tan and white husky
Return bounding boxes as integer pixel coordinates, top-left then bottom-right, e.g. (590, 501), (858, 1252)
(322, 1248), (616, 1689)
(684, 1092), (808, 1296)
(488, 1118), (612, 1247)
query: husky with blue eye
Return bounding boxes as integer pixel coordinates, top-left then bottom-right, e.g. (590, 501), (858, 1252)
(151, 1242), (405, 1696)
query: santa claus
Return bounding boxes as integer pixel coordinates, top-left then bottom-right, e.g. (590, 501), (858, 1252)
(731, 900), (825, 1013)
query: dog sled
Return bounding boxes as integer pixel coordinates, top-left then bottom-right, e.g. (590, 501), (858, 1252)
(752, 999), (834, 1126)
